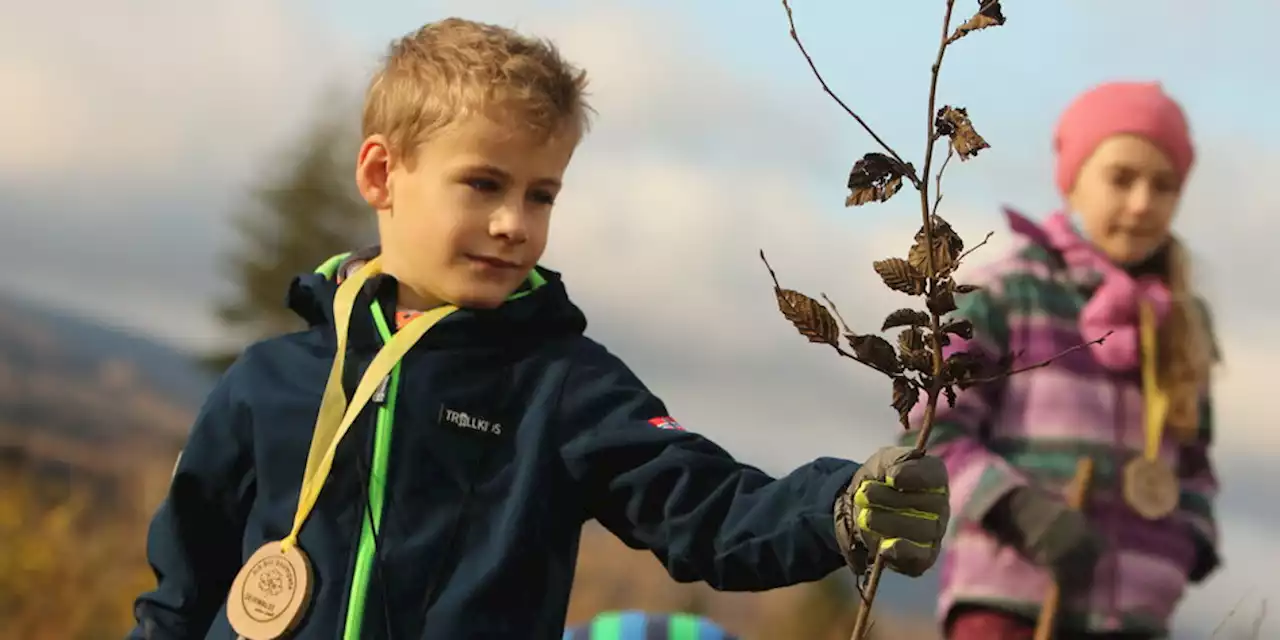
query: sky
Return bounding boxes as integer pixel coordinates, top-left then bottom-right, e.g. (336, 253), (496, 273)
(1, 0), (1277, 636)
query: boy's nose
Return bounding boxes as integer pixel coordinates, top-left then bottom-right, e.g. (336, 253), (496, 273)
(489, 206), (528, 243)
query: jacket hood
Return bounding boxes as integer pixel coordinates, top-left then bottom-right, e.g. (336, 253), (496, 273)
(285, 247), (588, 349)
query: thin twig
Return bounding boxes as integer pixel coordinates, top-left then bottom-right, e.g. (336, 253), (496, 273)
(822, 293), (854, 333)
(781, 0), (919, 186)
(823, 292), (924, 388)
(1250, 600), (1267, 640)
(954, 230), (995, 270)
(834, 347), (911, 382)
(761, 251), (912, 383)
(931, 146), (955, 219)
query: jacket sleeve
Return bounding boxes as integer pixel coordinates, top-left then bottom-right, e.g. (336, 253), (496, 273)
(129, 357), (255, 639)
(899, 281), (1029, 526)
(1178, 298), (1222, 583)
(556, 340), (859, 591)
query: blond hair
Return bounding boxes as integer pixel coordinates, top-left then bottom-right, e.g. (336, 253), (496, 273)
(1161, 237), (1218, 438)
(362, 18), (592, 161)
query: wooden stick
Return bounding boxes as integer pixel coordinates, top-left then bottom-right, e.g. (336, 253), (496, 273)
(1033, 457), (1095, 640)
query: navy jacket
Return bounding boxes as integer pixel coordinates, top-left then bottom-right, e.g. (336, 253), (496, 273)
(130, 256), (859, 639)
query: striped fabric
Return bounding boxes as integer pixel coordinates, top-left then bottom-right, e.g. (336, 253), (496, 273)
(901, 213), (1219, 636)
(562, 611), (737, 640)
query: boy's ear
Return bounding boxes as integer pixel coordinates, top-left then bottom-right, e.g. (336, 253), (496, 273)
(356, 135), (394, 210)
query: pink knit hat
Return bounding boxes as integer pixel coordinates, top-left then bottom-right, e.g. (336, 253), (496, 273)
(1053, 81), (1195, 195)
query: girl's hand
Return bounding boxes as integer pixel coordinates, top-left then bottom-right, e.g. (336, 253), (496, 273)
(986, 486), (1103, 590)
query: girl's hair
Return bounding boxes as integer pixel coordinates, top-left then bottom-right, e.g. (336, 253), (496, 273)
(1161, 237), (1217, 437)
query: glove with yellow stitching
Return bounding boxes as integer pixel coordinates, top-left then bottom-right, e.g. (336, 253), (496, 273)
(833, 446), (950, 577)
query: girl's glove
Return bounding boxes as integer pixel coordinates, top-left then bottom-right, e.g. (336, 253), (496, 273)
(834, 446), (950, 577)
(984, 486), (1103, 591)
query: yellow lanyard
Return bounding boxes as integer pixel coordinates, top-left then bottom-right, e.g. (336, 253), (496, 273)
(1139, 300), (1169, 462)
(280, 256), (458, 552)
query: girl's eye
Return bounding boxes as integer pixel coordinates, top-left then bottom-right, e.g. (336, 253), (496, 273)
(1153, 177), (1179, 194)
(1110, 170), (1136, 190)
(530, 190), (557, 206)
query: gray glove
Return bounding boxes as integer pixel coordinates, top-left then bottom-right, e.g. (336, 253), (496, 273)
(834, 446), (950, 577)
(985, 486), (1103, 590)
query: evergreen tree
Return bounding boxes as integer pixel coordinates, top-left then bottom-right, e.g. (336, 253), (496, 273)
(203, 107), (374, 373)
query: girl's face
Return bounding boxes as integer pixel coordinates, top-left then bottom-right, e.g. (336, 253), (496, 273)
(1067, 134), (1184, 265)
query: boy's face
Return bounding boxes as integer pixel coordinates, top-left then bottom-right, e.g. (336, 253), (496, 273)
(1067, 134), (1182, 266)
(356, 113), (579, 310)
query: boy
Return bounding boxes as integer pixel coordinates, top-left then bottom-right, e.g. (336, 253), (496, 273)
(130, 18), (950, 640)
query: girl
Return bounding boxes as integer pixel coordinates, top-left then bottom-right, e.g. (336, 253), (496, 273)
(909, 81), (1221, 640)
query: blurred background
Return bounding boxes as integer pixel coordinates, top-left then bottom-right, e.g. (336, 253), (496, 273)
(1, 0), (1276, 638)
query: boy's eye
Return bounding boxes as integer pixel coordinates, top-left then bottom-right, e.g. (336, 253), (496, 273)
(466, 177), (502, 193)
(530, 189), (557, 206)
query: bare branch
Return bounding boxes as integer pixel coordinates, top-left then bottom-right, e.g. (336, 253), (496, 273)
(851, 0), (957, 636)
(963, 331), (1114, 387)
(781, 0), (919, 186)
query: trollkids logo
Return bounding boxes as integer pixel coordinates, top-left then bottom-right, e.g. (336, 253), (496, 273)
(441, 407), (502, 436)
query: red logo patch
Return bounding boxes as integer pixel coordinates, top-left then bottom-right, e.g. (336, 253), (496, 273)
(647, 416), (685, 431)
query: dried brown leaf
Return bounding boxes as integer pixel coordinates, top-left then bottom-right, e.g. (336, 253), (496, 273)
(928, 288), (958, 316)
(846, 153), (912, 207)
(774, 288), (841, 346)
(943, 384), (958, 408)
(947, 1), (1007, 44)
(898, 327), (926, 353)
(873, 258), (925, 296)
(902, 349), (934, 373)
(908, 216), (965, 276)
(935, 106), (990, 161)
(945, 351), (984, 385)
(942, 319), (974, 340)
(891, 377), (919, 427)
(848, 334), (902, 374)
(881, 308), (931, 331)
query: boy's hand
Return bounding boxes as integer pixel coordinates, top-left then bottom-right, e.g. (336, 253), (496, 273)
(834, 446), (950, 577)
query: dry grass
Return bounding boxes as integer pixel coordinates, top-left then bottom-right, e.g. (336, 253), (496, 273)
(1211, 596), (1268, 640)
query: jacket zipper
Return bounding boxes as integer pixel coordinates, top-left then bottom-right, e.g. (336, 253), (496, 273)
(333, 359), (380, 640)
(342, 309), (400, 640)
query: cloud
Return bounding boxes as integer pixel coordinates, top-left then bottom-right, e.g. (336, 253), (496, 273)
(0, 0), (361, 189)
(0, 0), (369, 347)
(0, 0), (1277, 634)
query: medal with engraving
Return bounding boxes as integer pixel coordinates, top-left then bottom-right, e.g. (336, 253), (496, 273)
(227, 542), (313, 639)
(1122, 457), (1179, 521)
(226, 257), (459, 638)
(1122, 301), (1179, 521)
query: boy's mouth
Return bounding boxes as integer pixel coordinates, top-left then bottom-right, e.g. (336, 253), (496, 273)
(466, 254), (522, 270)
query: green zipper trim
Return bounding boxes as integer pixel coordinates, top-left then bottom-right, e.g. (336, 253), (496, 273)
(342, 304), (398, 640)
(325, 258), (549, 638)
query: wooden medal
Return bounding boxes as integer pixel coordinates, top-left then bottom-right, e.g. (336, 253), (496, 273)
(227, 541), (314, 639)
(1122, 457), (1179, 521)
